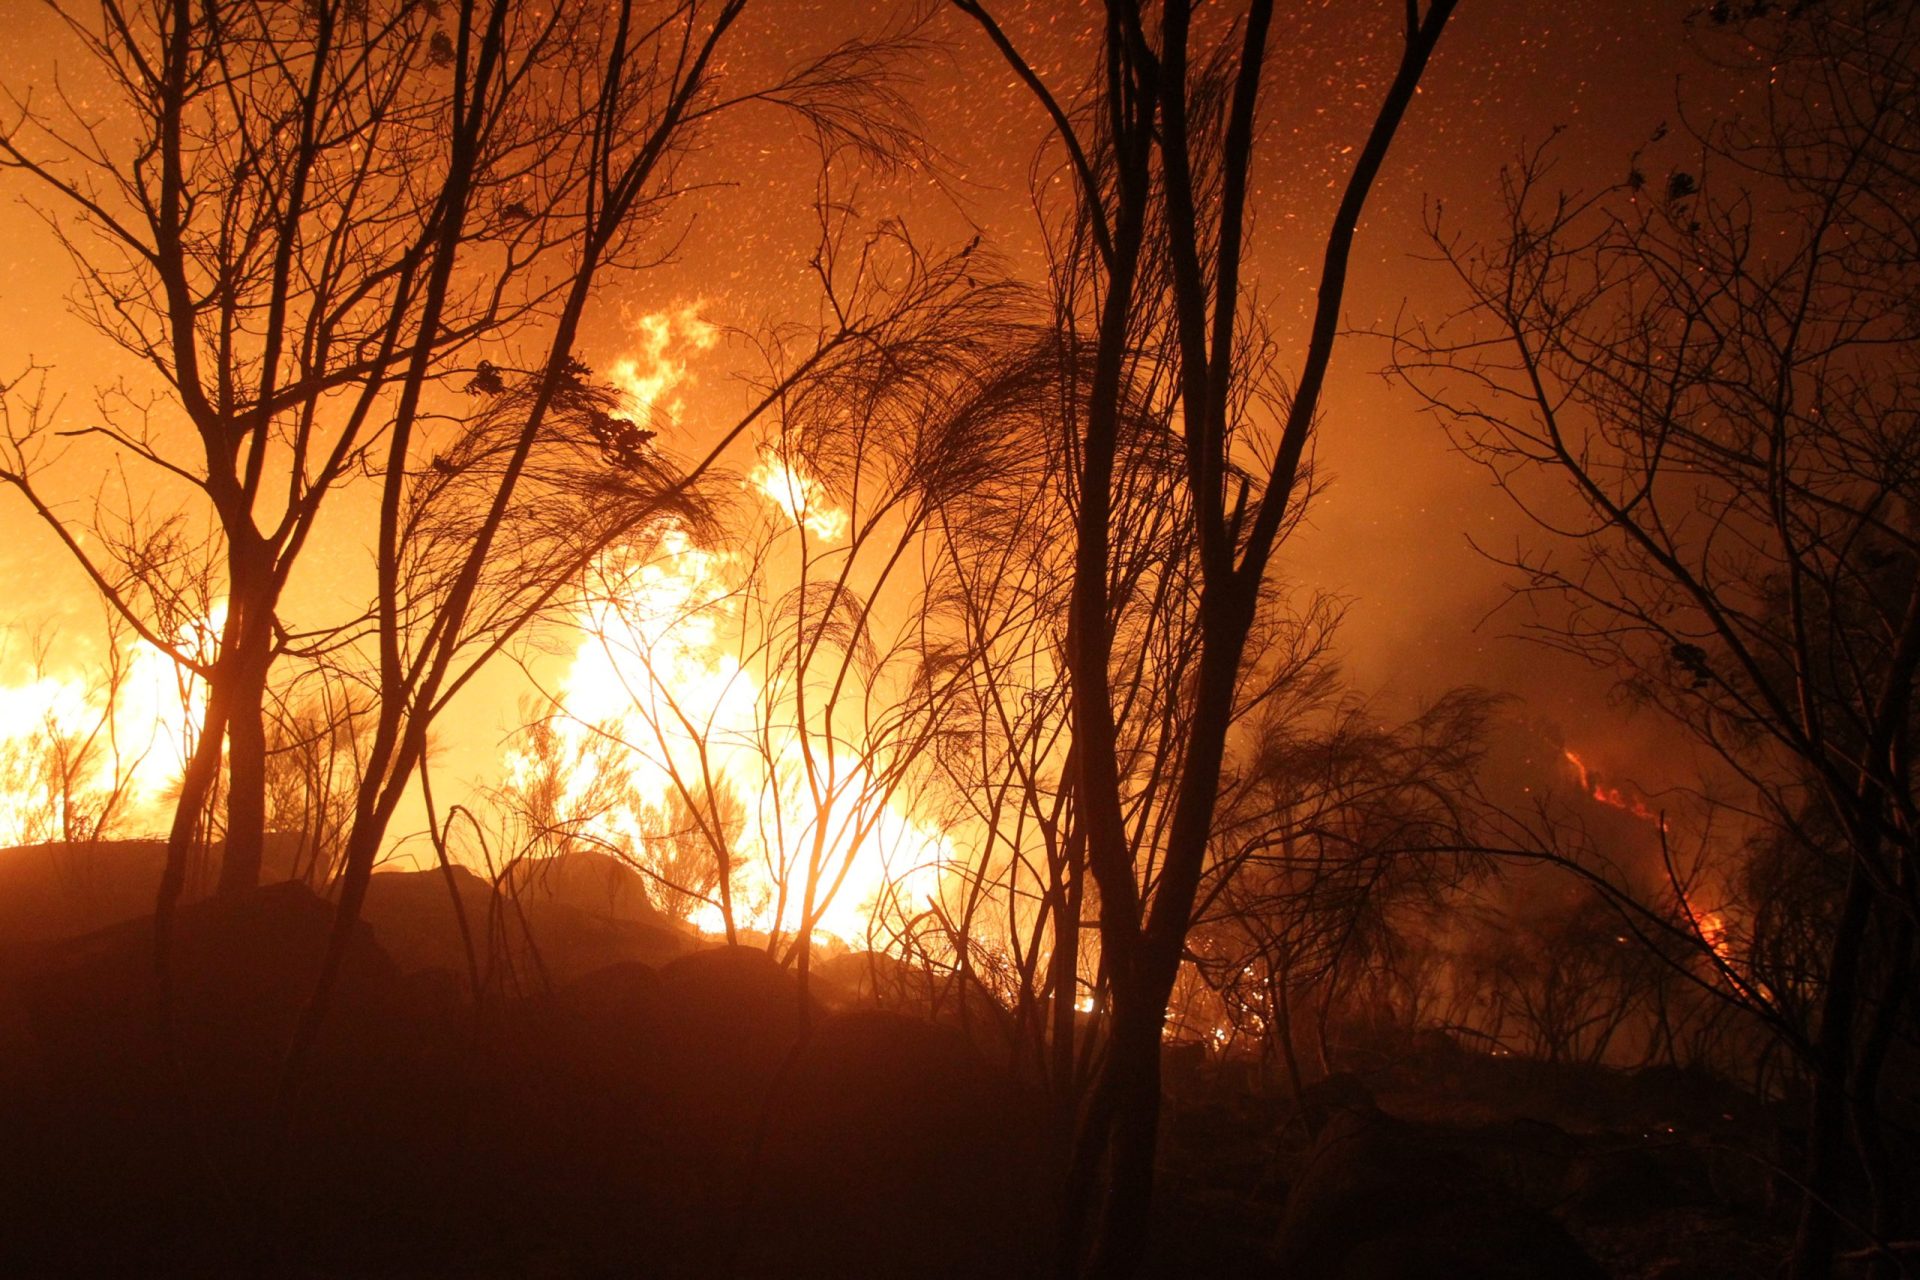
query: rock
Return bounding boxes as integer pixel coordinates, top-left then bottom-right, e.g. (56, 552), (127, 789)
(358, 861), (696, 993)
(744, 1009), (1046, 1278)
(1275, 1107), (1607, 1279)
(811, 948), (1011, 1048)
(1, 882), (414, 1274)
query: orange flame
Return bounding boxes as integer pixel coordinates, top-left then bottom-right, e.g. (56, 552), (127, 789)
(0, 616), (212, 845)
(1693, 906), (1732, 962)
(525, 521), (950, 943)
(508, 308), (947, 944)
(1562, 748), (1666, 829)
(607, 304), (717, 425)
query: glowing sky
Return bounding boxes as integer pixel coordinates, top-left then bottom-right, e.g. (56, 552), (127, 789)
(0, 0), (1727, 840)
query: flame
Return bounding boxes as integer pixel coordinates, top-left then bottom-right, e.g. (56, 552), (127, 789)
(1562, 748), (1665, 828)
(1694, 907), (1731, 961)
(511, 306), (946, 944)
(1562, 752), (1742, 972)
(607, 303), (718, 425)
(0, 619), (210, 846)
(749, 456), (850, 542)
(522, 519), (950, 943)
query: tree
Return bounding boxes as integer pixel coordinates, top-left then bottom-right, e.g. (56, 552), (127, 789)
(0, 0), (925, 991)
(1190, 686), (1496, 1095)
(2, 11), (981, 1234)
(0, 0), (591, 908)
(1395, 3), (1920, 1272)
(952, 0), (1457, 1270)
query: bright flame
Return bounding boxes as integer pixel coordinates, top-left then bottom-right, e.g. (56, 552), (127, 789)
(0, 620), (210, 846)
(518, 519), (951, 944)
(1562, 748), (1666, 829)
(607, 304), (718, 426)
(514, 307), (943, 944)
(1690, 903), (1734, 964)
(750, 455), (850, 542)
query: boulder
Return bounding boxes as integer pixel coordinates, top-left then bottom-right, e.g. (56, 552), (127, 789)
(1275, 1106), (1607, 1279)
(744, 1009), (1047, 1278)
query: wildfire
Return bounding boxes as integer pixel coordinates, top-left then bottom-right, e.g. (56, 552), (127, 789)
(508, 308), (948, 945)
(522, 515), (951, 943)
(0, 624), (207, 846)
(608, 304), (718, 426)
(1562, 748), (1666, 829)
(1562, 751), (1739, 970)
(1693, 907), (1732, 962)
(749, 456), (850, 543)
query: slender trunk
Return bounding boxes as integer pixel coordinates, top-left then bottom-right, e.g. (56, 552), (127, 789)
(1080, 977), (1168, 1280)
(1050, 830), (1085, 1101)
(214, 532), (278, 896)
(1060, 1034), (1116, 1279)
(216, 631), (272, 895)
(1852, 911), (1913, 1278)
(1275, 963), (1312, 1133)
(155, 672), (233, 972)
(1790, 856), (1875, 1280)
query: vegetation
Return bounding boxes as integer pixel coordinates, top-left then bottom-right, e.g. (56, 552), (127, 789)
(0, 1), (1915, 1277)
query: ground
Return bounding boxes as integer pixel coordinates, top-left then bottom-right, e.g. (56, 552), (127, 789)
(0, 844), (1801, 1277)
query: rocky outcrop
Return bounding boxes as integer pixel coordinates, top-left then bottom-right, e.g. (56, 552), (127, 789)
(1275, 1106), (1608, 1279)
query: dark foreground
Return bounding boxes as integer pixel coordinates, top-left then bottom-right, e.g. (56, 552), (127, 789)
(0, 845), (1793, 1278)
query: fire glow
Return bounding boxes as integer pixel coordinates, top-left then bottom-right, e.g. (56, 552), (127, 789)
(505, 310), (951, 944)
(519, 516), (953, 944)
(1562, 748), (1666, 829)
(0, 625), (207, 845)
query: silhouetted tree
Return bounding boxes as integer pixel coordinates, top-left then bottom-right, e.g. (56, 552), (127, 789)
(954, 1), (1457, 1269)
(1396, 3), (1920, 1271)
(0, 0), (616, 911)
(295, 149), (1049, 1183)
(0, 0), (929, 1018)
(1190, 686), (1497, 1091)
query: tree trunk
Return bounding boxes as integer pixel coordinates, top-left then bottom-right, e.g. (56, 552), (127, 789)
(215, 532), (278, 896)
(1790, 856), (1875, 1280)
(1851, 910), (1914, 1279)
(1050, 831), (1085, 1100)
(216, 630), (272, 895)
(155, 673), (233, 973)
(1079, 977), (1168, 1279)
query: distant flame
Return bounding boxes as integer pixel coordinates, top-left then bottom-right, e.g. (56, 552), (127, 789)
(1562, 748), (1665, 829)
(1695, 908), (1730, 959)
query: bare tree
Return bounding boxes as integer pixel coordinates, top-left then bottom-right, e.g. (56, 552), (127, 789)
(1189, 686), (1497, 1095)
(0, 0), (598, 911)
(262, 663), (375, 887)
(952, 1), (1457, 1268)
(1395, 3), (1920, 1272)
(0, 0), (927, 989)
